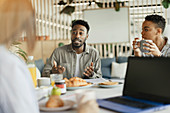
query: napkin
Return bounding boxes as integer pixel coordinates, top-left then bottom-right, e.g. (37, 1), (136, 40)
(75, 90), (99, 113)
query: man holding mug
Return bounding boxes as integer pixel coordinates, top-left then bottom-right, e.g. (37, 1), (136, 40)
(132, 14), (170, 57)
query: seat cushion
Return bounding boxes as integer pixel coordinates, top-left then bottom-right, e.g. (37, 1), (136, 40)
(101, 58), (116, 78)
(117, 56), (128, 63)
(111, 62), (127, 78)
(35, 59), (44, 75)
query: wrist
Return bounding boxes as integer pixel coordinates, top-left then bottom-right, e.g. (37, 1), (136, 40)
(157, 53), (162, 57)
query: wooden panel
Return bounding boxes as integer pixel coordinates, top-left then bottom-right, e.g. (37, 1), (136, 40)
(55, 39), (70, 48)
(42, 40), (56, 62)
(19, 41), (43, 60)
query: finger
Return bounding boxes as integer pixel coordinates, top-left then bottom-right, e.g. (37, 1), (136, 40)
(83, 72), (89, 77)
(134, 38), (139, 41)
(145, 40), (153, 45)
(144, 52), (152, 55)
(84, 68), (90, 75)
(62, 67), (65, 72)
(53, 61), (57, 67)
(58, 65), (61, 68)
(143, 47), (150, 51)
(89, 66), (94, 71)
(132, 43), (139, 49)
(143, 43), (150, 47)
(91, 62), (93, 66)
(87, 67), (92, 72)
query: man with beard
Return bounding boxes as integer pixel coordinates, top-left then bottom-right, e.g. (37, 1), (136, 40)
(42, 20), (102, 79)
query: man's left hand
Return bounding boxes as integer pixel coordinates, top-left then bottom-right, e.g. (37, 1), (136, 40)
(83, 62), (94, 77)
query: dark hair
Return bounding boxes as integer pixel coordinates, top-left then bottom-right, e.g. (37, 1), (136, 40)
(145, 14), (166, 33)
(72, 20), (90, 33)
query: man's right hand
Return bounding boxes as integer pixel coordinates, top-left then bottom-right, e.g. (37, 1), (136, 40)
(52, 61), (65, 74)
(132, 38), (141, 57)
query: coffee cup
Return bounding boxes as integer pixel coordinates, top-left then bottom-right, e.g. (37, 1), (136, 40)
(139, 40), (153, 53)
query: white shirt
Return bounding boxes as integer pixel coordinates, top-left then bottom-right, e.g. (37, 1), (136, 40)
(0, 46), (39, 113)
(74, 53), (82, 77)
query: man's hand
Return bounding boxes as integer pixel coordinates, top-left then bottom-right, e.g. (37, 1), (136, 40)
(83, 62), (94, 77)
(52, 61), (65, 74)
(143, 40), (162, 57)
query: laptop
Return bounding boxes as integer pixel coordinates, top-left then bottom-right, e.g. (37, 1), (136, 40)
(97, 57), (170, 113)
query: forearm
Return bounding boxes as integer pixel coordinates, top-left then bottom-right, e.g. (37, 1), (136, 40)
(42, 58), (53, 77)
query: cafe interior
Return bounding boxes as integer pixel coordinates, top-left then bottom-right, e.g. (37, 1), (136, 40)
(5, 0), (170, 113)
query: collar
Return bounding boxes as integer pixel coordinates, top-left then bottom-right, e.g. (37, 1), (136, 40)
(67, 43), (90, 54)
(163, 37), (170, 46)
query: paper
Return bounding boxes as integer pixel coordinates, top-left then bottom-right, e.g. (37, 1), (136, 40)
(84, 78), (108, 84)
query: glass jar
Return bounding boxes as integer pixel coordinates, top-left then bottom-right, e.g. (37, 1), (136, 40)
(55, 80), (66, 95)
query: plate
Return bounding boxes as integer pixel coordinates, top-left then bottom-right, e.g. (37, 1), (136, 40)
(98, 82), (123, 88)
(39, 99), (75, 112)
(66, 83), (93, 90)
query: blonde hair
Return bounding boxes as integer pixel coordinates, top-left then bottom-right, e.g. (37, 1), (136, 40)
(0, 0), (36, 53)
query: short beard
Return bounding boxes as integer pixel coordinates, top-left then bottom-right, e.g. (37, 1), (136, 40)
(72, 38), (86, 48)
(72, 42), (84, 48)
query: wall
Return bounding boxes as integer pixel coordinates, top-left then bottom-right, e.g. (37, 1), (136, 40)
(19, 39), (70, 63)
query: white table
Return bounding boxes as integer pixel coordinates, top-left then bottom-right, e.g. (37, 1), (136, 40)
(38, 79), (170, 113)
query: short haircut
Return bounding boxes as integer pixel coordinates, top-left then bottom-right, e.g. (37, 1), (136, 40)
(145, 14), (166, 33)
(72, 20), (90, 33)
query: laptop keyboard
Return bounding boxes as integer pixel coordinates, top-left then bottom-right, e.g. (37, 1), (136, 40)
(106, 97), (156, 109)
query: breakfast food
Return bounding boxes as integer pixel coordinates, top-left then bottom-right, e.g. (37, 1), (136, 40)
(99, 81), (118, 85)
(46, 95), (64, 108)
(64, 77), (91, 87)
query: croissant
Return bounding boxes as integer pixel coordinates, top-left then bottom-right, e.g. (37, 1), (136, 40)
(64, 77), (88, 87)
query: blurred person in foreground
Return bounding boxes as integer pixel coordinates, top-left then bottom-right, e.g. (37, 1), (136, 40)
(132, 14), (170, 57)
(0, 0), (39, 113)
(42, 20), (102, 79)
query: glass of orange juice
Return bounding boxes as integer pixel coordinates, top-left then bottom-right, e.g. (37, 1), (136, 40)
(29, 67), (37, 87)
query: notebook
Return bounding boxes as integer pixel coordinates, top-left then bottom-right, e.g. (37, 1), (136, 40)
(97, 57), (170, 113)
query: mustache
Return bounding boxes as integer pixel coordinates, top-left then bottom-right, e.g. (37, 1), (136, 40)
(72, 38), (81, 42)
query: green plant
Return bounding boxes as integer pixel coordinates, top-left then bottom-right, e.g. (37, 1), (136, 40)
(58, 0), (122, 15)
(10, 41), (28, 61)
(162, 0), (170, 9)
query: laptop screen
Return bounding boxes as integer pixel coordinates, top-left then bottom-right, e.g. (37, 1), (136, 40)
(123, 57), (170, 104)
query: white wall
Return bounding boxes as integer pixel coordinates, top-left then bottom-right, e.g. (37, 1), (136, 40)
(83, 7), (129, 43)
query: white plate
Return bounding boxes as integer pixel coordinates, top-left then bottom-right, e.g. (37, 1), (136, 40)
(39, 99), (75, 112)
(67, 84), (93, 90)
(98, 82), (123, 88)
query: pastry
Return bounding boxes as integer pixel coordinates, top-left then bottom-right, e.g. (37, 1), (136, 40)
(99, 82), (118, 85)
(64, 77), (91, 87)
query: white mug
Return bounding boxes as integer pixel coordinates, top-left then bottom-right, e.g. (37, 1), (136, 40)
(37, 77), (50, 87)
